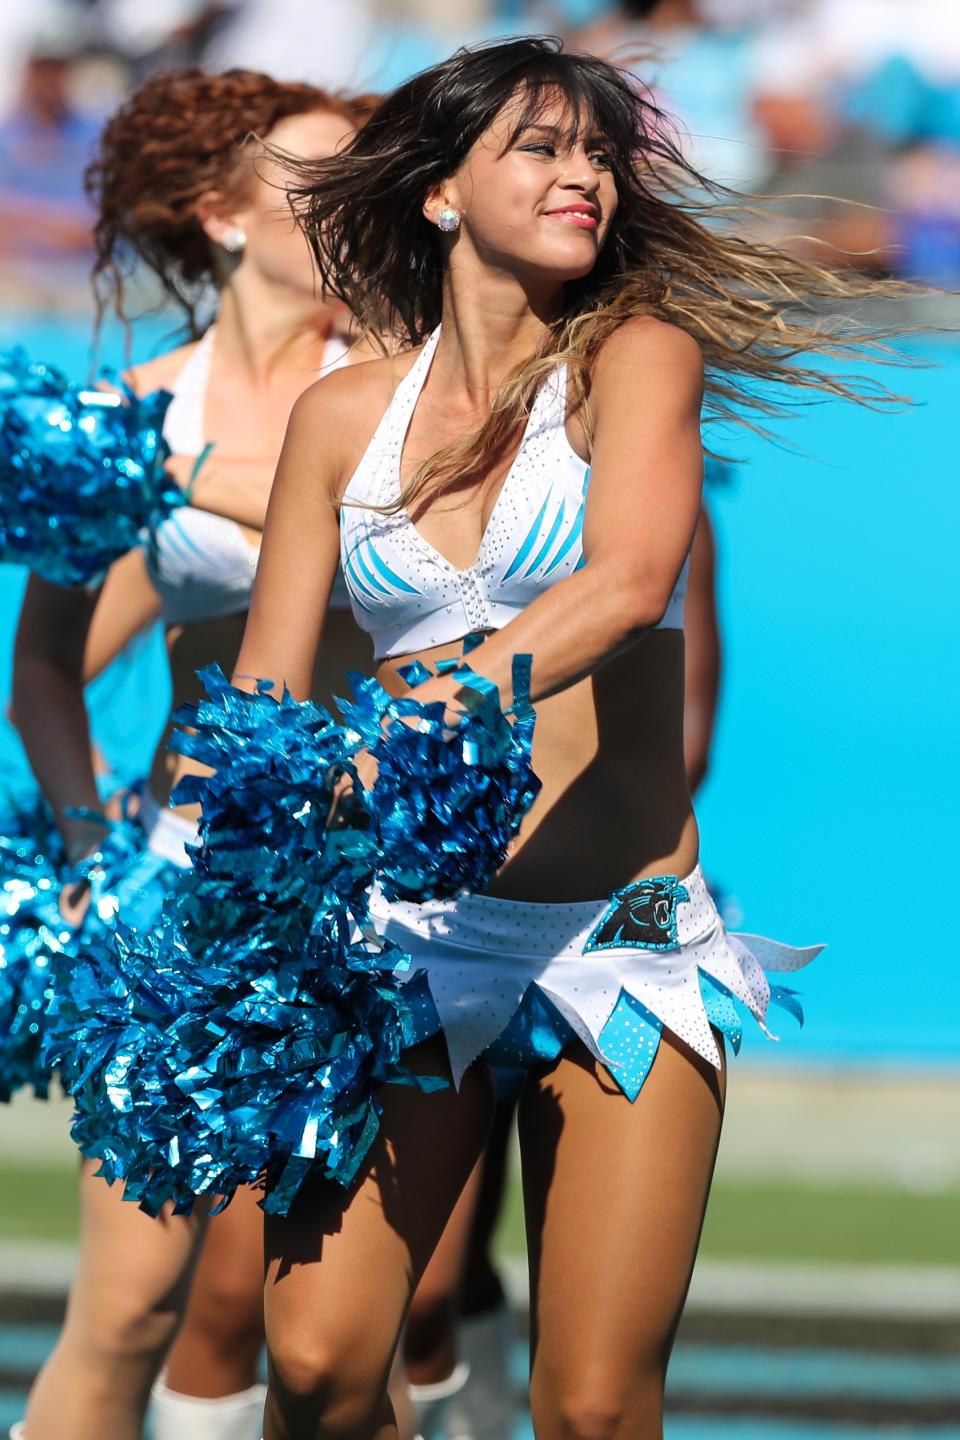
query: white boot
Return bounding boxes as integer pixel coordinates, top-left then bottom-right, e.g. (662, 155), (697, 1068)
(10, 1425), (26, 1440)
(444, 1302), (517, 1440)
(150, 1379), (267, 1440)
(409, 1360), (470, 1440)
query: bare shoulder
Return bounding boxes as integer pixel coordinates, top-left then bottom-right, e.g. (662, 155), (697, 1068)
(591, 316), (704, 390)
(124, 341), (200, 397)
(288, 345), (424, 495)
(296, 345), (422, 420)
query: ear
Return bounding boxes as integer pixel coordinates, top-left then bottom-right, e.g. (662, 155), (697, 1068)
(422, 181), (461, 227)
(195, 189), (248, 248)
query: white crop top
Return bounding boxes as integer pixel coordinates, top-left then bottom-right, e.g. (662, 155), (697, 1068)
(339, 327), (689, 660)
(149, 327), (351, 624)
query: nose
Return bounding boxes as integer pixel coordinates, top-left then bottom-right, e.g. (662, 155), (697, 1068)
(558, 150), (600, 197)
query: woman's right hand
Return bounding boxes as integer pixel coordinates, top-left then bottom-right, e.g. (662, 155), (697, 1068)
(58, 817), (111, 926)
(164, 452), (201, 493)
(59, 878), (92, 928)
(167, 451), (278, 530)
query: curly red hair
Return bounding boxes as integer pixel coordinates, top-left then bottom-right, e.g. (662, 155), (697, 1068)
(86, 67), (362, 337)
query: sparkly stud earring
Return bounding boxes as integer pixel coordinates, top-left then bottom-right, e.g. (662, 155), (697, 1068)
(222, 227), (247, 253)
(436, 207), (461, 233)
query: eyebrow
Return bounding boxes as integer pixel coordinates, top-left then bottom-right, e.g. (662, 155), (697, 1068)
(516, 123), (563, 138)
(515, 122), (609, 147)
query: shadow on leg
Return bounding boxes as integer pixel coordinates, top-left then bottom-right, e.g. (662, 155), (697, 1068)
(404, 1156), (483, 1385)
(263, 1039), (495, 1440)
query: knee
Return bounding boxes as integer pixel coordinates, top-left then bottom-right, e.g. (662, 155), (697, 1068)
(193, 1265), (262, 1319)
(530, 1364), (663, 1440)
(267, 1335), (386, 1436)
(181, 1270), (263, 1350)
(78, 1294), (181, 1371)
(268, 1339), (336, 1411)
(534, 1386), (626, 1440)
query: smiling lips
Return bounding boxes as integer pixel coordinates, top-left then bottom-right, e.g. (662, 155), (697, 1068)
(545, 204), (599, 230)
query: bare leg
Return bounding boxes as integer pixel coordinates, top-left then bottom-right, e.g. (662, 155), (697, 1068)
(404, 1082), (520, 1437)
(404, 1156), (483, 1386)
(439, 1084), (522, 1440)
(458, 1086), (519, 1317)
(163, 1184), (265, 1397)
(387, 1353), (416, 1440)
(23, 1160), (206, 1440)
(520, 1030), (727, 1440)
(158, 1181), (414, 1440)
(263, 1039), (494, 1440)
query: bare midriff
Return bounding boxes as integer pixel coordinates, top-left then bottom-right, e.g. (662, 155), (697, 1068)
(379, 627), (699, 904)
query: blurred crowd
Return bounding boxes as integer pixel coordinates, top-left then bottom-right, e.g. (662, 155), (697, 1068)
(1, 0), (959, 308)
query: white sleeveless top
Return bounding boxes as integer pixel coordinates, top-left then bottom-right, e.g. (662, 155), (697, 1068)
(339, 327), (688, 660)
(150, 327), (351, 623)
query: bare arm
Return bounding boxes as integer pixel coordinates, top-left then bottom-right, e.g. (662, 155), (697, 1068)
(682, 506), (721, 795)
(165, 452), (279, 531)
(83, 547), (163, 683)
(428, 319), (705, 710)
(13, 576), (107, 860)
(123, 352), (277, 532)
(230, 388), (344, 696)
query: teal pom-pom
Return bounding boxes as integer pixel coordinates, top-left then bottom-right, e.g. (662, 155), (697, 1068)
(54, 669), (440, 1215)
(0, 349), (184, 587)
(339, 658), (540, 901)
(59, 905), (440, 1216)
(53, 658), (539, 1215)
(0, 801), (71, 1100)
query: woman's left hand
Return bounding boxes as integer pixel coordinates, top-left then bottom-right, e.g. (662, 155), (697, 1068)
(327, 747), (379, 829)
(326, 678), (467, 828)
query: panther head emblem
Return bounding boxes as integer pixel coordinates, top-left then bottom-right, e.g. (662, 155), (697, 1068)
(585, 877), (689, 953)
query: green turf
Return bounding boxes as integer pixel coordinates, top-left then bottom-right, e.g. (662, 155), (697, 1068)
(699, 1181), (960, 1266)
(4, 1162), (959, 1268)
(492, 1175), (960, 1268)
(1, 1162), (81, 1242)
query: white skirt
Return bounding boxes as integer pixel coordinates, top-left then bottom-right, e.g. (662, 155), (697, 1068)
(369, 864), (823, 1096)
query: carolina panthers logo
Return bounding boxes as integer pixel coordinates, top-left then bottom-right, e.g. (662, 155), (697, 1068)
(585, 876), (689, 953)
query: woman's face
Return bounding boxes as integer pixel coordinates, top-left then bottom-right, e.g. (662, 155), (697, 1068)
(435, 92), (619, 286)
(235, 108), (356, 295)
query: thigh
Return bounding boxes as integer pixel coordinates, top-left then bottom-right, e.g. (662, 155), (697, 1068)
(67, 1159), (207, 1338)
(264, 1040), (494, 1383)
(24, 1162), (208, 1440)
(164, 1183), (265, 1393)
(405, 1154), (483, 1365)
(461, 1085), (519, 1312)
(520, 1031), (726, 1388)
(177, 1181), (264, 1318)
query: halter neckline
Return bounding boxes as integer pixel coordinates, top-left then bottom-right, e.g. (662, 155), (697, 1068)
(390, 327), (562, 578)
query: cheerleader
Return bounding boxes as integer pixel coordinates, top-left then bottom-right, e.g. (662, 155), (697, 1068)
(213, 36), (912, 1439)
(10, 68), (404, 1440)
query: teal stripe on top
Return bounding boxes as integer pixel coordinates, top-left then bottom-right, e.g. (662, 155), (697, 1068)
(501, 492), (551, 582)
(365, 536), (423, 594)
(342, 548), (379, 607)
(522, 500), (567, 579)
(542, 504), (585, 577)
(352, 539), (393, 597)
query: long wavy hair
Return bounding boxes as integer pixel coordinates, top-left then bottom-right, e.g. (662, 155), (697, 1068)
(288, 36), (917, 510)
(86, 67), (360, 341)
